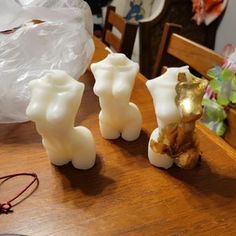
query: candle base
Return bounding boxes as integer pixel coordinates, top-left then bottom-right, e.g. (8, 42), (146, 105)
(43, 126), (96, 170)
(99, 103), (142, 141)
(71, 127), (96, 170)
(148, 128), (174, 169)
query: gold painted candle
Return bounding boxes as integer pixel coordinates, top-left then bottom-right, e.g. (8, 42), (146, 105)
(146, 66), (208, 169)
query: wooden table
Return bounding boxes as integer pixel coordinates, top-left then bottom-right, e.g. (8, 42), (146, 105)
(1, 37), (236, 236)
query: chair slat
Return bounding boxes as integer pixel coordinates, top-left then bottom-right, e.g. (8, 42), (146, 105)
(168, 33), (224, 79)
(102, 6), (138, 59)
(108, 11), (126, 34)
(104, 30), (121, 52)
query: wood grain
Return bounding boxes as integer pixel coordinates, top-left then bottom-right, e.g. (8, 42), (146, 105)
(1, 38), (236, 236)
(224, 107), (236, 149)
(168, 33), (224, 80)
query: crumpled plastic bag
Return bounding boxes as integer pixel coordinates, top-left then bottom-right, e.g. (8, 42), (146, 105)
(0, 0), (95, 123)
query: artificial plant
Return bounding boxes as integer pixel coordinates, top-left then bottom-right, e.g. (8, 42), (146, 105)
(202, 44), (236, 136)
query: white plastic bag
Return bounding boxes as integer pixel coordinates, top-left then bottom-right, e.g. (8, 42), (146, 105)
(0, 0), (94, 123)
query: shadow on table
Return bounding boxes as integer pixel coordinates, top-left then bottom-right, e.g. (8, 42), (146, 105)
(56, 155), (115, 196)
(166, 159), (236, 199)
(109, 129), (149, 159)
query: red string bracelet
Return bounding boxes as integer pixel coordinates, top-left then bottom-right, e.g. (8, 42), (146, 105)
(0, 173), (39, 214)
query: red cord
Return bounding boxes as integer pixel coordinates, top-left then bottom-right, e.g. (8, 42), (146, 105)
(0, 173), (39, 214)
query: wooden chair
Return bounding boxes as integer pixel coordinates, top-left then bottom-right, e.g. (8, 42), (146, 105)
(152, 22), (224, 78)
(102, 6), (138, 59)
(152, 22), (236, 149)
(139, 0), (224, 79)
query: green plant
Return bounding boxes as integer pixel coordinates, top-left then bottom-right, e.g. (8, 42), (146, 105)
(201, 44), (236, 136)
(208, 66), (236, 106)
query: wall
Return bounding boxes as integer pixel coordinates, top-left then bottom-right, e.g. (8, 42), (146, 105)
(215, 0), (236, 52)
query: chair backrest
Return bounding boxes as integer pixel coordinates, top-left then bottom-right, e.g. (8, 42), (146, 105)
(152, 22), (224, 79)
(102, 6), (138, 59)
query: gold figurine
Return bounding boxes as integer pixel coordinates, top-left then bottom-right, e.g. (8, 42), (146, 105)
(151, 72), (208, 169)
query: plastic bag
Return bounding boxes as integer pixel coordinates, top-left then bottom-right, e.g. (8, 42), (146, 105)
(0, 0), (95, 123)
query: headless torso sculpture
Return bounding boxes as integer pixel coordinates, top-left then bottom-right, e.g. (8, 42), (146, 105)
(26, 70), (96, 169)
(146, 66), (208, 169)
(91, 52), (142, 141)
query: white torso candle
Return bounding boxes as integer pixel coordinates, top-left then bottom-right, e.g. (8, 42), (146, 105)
(146, 66), (207, 169)
(90, 51), (142, 141)
(26, 70), (96, 170)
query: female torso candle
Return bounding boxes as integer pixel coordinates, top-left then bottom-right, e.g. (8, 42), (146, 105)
(26, 70), (96, 169)
(90, 51), (142, 141)
(146, 66), (207, 169)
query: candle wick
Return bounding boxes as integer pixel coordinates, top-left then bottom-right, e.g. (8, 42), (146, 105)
(105, 47), (113, 54)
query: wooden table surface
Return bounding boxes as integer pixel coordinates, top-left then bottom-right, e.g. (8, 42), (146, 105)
(1, 37), (236, 236)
